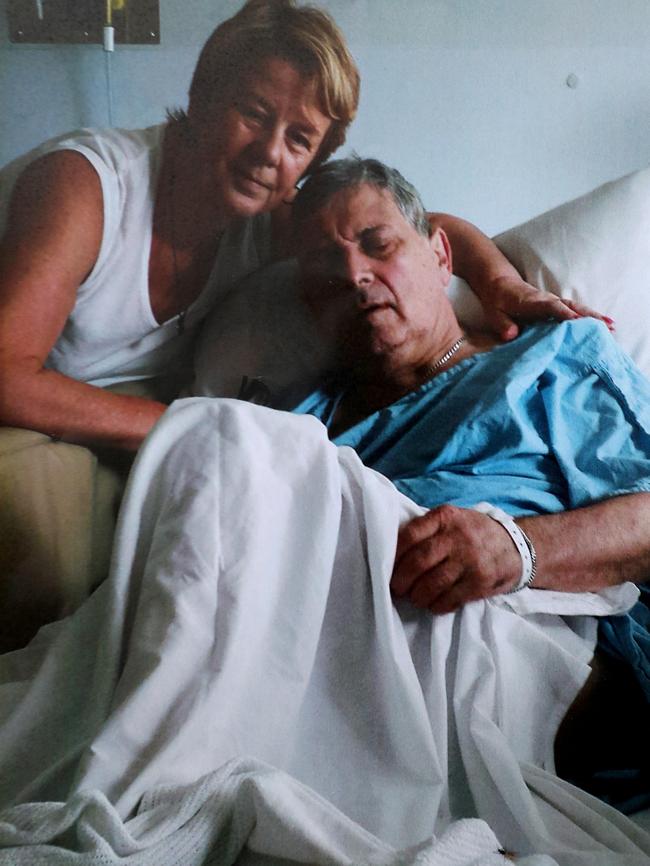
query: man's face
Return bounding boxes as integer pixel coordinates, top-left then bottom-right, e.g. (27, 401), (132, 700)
(298, 184), (452, 370)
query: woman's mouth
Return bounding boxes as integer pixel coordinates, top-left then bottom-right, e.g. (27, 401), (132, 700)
(233, 168), (274, 194)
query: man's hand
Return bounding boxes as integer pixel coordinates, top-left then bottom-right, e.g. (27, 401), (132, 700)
(484, 274), (614, 342)
(391, 505), (522, 614)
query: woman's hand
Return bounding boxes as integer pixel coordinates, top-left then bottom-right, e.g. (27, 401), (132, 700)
(484, 274), (614, 342)
(391, 505), (521, 614)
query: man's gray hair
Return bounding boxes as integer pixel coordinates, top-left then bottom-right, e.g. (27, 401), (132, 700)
(292, 156), (431, 239)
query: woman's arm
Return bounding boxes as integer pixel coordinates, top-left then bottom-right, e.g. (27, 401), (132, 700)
(0, 151), (166, 451)
(430, 213), (610, 340)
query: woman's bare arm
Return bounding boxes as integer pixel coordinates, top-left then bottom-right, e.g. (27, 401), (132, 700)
(0, 151), (166, 451)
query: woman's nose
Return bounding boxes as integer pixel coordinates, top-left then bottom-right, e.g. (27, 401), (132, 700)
(256, 125), (283, 166)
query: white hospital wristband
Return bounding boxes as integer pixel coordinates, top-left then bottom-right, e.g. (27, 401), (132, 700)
(473, 501), (537, 593)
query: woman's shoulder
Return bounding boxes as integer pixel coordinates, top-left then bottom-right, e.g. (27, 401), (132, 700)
(35, 125), (160, 185)
(2, 125), (163, 180)
(0, 126), (165, 234)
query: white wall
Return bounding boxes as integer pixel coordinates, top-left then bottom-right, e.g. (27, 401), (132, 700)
(2, 0), (650, 233)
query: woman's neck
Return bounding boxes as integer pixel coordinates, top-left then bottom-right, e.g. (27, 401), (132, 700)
(156, 121), (229, 247)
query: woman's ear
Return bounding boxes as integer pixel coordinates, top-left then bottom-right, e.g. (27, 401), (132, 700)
(429, 227), (453, 285)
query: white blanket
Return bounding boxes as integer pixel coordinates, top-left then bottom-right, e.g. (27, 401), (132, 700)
(0, 399), (648, 865)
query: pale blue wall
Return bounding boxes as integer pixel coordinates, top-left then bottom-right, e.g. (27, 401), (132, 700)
(2, 0), (650, 233)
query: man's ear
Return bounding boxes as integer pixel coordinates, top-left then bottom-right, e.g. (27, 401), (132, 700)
(428, 227), (453, 285)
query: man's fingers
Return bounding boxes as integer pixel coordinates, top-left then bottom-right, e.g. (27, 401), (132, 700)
(393, 505), (521, 611)
(427, 581), (473, 615)
(406, 560), (460, 608)
(391, 541), (445, 596)
(392, 516), (451, 596)
(394, 509), (443, 563)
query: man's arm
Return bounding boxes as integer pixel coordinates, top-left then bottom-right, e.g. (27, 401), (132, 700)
(430, 213), (611, 340)
(391, 493), (650, 615)
(519, 493), (650, 591)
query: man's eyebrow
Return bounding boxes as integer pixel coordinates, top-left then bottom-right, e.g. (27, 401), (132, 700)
(310, 223), (391, 245)
(359, 224), (391, 238)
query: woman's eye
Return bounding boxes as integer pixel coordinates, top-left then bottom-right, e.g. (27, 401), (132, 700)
(289, 132), (312, 151)
(240, 103), (266, 123)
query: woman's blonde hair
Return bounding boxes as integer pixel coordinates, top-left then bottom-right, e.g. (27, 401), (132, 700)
(176, 0), (360, 166)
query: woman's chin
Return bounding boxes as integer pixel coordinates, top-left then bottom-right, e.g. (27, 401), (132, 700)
(221, 190), (274, 219)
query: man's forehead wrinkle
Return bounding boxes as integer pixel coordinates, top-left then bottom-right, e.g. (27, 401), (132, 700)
(327, 210), (391, 240)
(337, 221), (384, 243)
(304, 186), (403, 253)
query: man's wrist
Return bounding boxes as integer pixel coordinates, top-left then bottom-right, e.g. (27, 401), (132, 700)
(473, 502), (537, 592)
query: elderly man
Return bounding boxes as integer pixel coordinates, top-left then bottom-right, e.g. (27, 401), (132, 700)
(291, 157), (650, 609)
(289, 156), (650, 808)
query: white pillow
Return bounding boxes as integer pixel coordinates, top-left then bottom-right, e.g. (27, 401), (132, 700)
(494, 166), (650, 379)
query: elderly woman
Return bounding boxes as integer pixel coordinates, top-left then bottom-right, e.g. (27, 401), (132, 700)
(0, 0), (359, 643)
(0, 0), (597, 645)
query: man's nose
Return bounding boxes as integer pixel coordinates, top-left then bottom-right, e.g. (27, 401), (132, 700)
(341, 249), (373, 289)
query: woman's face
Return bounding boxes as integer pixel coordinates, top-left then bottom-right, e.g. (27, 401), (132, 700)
(193, 56), (332, 219)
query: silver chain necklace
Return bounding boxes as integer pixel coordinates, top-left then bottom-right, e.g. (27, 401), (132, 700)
(335, 334), (467, 432)
(421, 335), (466, 378)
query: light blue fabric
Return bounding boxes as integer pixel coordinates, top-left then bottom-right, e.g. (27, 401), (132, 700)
(293, 319), (650, 517)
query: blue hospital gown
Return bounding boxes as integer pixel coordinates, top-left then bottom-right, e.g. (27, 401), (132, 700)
(293, 319), (650, 712)
(294, 319), (650, 515)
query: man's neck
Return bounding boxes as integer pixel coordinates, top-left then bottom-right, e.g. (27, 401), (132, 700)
(358, 325), (466, 389)
(330, 326), (494, 436)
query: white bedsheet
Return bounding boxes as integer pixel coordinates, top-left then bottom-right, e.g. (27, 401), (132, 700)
(0, 399), (648, 865)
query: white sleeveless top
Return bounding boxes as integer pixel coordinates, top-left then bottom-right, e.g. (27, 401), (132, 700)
(0, 126), (272, 388)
